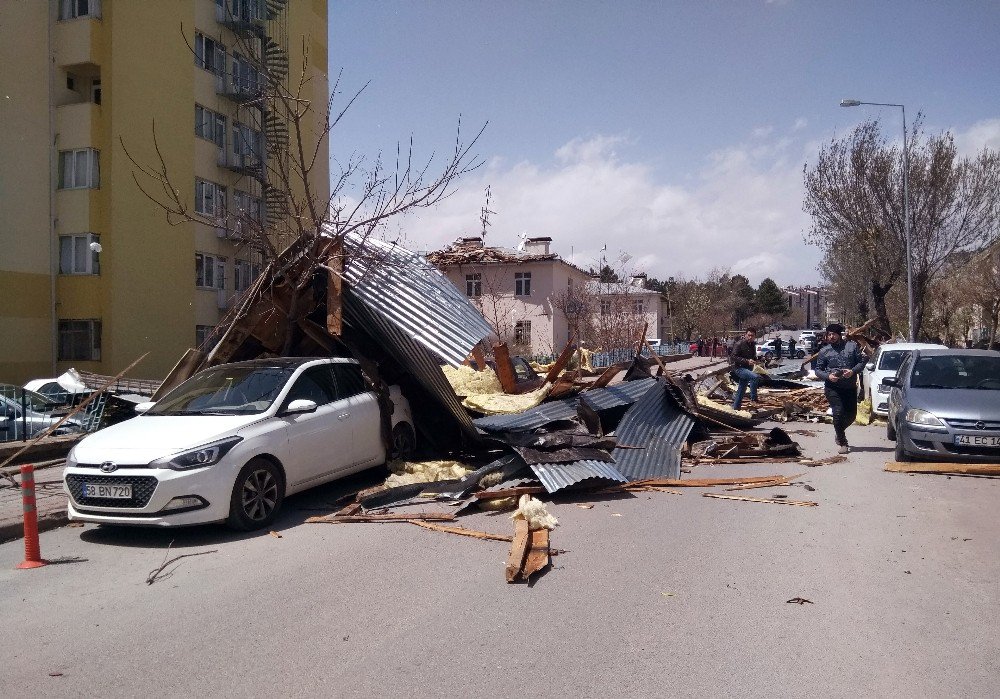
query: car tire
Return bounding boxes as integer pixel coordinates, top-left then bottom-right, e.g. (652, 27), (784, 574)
(390, 422), (416, 460)
(796, 350), (805, 359)
(886, 418), (896, 441)
(894, 435), (911, 462)
(227, 458), (284, 531)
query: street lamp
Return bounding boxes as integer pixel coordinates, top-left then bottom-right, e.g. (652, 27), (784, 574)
(840, 98), (915, 341)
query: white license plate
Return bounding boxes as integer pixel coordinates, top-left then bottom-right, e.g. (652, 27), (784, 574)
(954, 435), (1000, 447)
(83, 483), (132, 499)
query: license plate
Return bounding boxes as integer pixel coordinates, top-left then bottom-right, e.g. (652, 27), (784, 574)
(954, 435), (1000, 447)
(83, 483), (132, 499)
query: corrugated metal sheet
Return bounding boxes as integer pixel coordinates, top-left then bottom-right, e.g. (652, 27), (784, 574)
(767, 363), (807, 379)
(341, 231), (493, 367)
(608, 379), (694, 481)
(530, 460), (628, 493)
(472, 398), (579, 432)
(579, 378), (657, 411)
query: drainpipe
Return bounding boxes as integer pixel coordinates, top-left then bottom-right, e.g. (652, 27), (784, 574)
(48, 4), (58, 375)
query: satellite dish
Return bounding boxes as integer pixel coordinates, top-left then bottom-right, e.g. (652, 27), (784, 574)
(516, 232), (528, 252)
(89, 242), (103, 253)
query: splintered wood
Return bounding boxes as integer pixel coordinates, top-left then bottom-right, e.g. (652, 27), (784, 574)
(306, 512), (456, 524)
(703, 493), (818, 507)
(505, 519), (551, 583)
(884, 461), (1000, 476)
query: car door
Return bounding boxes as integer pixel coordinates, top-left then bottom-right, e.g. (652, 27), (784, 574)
(330, 363), (383, 472)
(888, 354), (912, 429)
(279, 364), (352, 487)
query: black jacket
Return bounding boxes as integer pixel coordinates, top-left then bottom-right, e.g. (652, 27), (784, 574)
(730, 338), (756, 369)
(815, 340), (867, 389)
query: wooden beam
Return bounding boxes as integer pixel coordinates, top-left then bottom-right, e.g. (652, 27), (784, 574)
(408, 520), (513, 543)
(505, 519), (531, 583)
(630, 475), (794, 488)
(470, 345), (487, 371)
(702, 493), (817, 507)
(884, 461), (1000, 476)
(306, 512), (456, 523)
(522, 528), (551, 579)
(544, 339), (576, 385)
(326, 238), (343, 336)
(492, 342), (518, 394)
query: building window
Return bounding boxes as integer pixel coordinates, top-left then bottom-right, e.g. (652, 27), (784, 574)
(231, 53), (261, 95)
(514, 272), (531, 296)
(233, 190), (262, 223)
(195, 179), (227, 217)
(633, 299), (644, 314)
(58, 320), (101, 361)
(195, 253), (226, 290)
(59, 233), (100, 275)
(58, 0), (101, 20)
(514, 320), (531, 346)
(600, 299), (611, 316)
(234, 259), (253, 293)
(465, 273), (481, 297)
(58, 149), (99, 189)
(195, 325), (216, 348)
(194, 32), (226, 75)
(195, 105), (226, 148)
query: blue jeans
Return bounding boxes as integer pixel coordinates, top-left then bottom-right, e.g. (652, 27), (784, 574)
(732, 367), (760, 409)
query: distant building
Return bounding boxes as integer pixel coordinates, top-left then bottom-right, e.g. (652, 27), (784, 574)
(782, 285), (829, 329)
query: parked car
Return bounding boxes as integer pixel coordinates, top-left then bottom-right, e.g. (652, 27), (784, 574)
(0, 388), (81, 440)
(755, 343), (775, 361)
(798, 331), (818, 352)
(24, 368), (92, 407)
(884, 349), (1000, 462)
(63, 357), (415, 530)
(862, 342), (947, 416)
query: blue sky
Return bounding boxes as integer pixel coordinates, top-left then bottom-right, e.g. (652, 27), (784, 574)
(328, 1), (1000, 286)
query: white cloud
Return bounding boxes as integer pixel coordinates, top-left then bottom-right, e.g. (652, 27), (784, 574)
(396, 128), (825, 285)
(953, 118), (1000, 156)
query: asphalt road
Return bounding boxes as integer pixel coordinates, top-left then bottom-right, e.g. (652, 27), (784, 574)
(1, 421), (998, 698)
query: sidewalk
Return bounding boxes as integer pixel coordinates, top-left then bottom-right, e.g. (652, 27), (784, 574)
(0, 463), (69, 543)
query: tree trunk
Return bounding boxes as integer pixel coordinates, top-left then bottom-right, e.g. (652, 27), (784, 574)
(870, 281), (893, 336)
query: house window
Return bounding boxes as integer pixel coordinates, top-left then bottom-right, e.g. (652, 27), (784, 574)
(233, 122), (262, 162)
(195, 105), (226, 148)
(600, 299), (611, 316)
(514, 272), (531, 296)
(59, 233), (100, 275)
(195, 253), (226, 290)
(58, 149), (99, 189)
(465, 273), (482, 297)
(514, 320), (531, 346)
(633, 299), (644, 314)
(234, 259), (253, 293)
(194, 32), (226, 75)
(195, 324), (216, 348)
(58, 320), (101, 361)
(195, 178), (226, 217)
(231, 53), (260, 94)
(58, 0), (101, 20)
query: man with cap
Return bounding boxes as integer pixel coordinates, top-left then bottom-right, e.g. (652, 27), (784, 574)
(814, 323), (868, 453)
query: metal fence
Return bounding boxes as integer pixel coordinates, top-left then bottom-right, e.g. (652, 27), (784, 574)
(525, 343), (691, 370)
(0, 384), (106, 443)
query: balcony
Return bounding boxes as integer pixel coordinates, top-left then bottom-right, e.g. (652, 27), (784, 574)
(54, 17), (105, 69)
(216, 0), (266, 37)
(216, 74), (263, 104)
(55, 102), (101, 147)
(218, 150), (264, 178)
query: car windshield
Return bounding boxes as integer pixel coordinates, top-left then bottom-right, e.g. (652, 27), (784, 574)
(910, 355), (1000, 390)
(878, 350), (910, 372)
(149, 365), (295, 415)
(1, 386), (59, 413)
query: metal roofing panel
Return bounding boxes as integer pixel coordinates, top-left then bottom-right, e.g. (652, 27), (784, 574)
(472, 398), (579, 432)
(609, 379), (694, 481)
(341, 231), (493, 367)
(579, 378), (657, 411)
(529, 460), (628, 494)
(767, 363), (807, 378)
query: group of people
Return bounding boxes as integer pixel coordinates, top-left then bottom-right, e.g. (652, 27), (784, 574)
(729, 324), (867, 455)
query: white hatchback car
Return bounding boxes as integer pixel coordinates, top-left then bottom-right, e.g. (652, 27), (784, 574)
(64, 357), (414, 530)
(862, 342), (947, 416)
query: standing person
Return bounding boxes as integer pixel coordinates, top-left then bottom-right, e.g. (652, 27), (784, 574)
(729, 328), (761, 410)
(815, 323), (868, 454)
(697, 336), (704, 357)
(772, 335), (782, 360)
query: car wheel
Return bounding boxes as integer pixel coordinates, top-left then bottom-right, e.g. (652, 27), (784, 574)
(764, 352), (773, 362)
(390, 422), (416, 460)
(886, 417), (896, 441)
(227, 458), (284, 531)
(796, 350), (805, 359)
(894, 435), (911, 462)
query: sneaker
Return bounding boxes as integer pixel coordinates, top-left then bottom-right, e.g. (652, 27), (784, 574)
(838, 444), (849, 454)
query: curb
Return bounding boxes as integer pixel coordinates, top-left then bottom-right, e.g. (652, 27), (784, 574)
(0, 509), (69, 545)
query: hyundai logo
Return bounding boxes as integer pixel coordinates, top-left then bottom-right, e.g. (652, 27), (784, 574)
(976, 421), (986, 431)
(99, 461), (118, 473)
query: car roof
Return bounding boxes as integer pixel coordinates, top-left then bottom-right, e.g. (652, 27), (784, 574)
(211, 357), (359, 371)
(877, 343), (948, 352)
(913, 348), (1000, 358)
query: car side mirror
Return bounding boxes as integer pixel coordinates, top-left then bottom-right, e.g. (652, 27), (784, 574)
(283, 399), (317, 415)
(135, 402), (155, 414)
(881, 377), (900, 388)
(865, 363), (875, 372)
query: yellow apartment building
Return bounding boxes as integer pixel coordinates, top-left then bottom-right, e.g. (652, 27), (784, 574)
(0, 0), (329, 384)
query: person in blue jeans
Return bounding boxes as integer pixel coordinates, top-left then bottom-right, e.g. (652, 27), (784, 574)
(730, 327), (761, 409)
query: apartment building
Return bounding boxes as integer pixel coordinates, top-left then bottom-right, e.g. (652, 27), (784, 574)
(782, 285), (829, 330)
(0, 0), (329, 383)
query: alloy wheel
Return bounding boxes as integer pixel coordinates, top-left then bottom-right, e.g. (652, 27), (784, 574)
(241, 468), (278, 521)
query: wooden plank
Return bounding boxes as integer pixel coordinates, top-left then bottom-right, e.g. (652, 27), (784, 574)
(474, 486), (546, 500)
(543, 339), (576, 385)
(725, 473), (804, 491)
(884, 461), (1000, 476)
(470, 345), (487, 371)
(505, 519), (532, 583)
(151, 348), (203, 401)
(326, 238), (343, 336)
(408, 520), (513, 543)
(631, 475), (792, 488)
(703, 493), (817, 507)
(492, 342), (518, 394)
(306, 512), (456, 524)
(334, 502), (362, 517)
(589, 361), (627, 389)
(521, 528), (551, 580)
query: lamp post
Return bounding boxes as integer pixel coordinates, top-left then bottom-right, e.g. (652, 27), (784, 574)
(840, 99), (915, 341)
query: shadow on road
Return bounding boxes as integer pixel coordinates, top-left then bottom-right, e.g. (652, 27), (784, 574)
(77, 466), (389, 550)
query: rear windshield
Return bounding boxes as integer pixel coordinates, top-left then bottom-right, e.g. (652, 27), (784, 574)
(878, 350), (910, 372)
(910, 355), (1000, 390)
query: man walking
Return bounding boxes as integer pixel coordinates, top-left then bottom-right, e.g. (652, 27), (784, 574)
(730, 328), (761, 410)
(815, 323), (868, 454)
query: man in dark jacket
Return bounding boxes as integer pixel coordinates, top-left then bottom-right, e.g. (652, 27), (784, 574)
(815, 323), (868, 454)
(729, 328), (760, 409)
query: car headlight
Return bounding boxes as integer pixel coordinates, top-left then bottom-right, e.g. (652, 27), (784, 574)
(149, 436), (243, 471)
(904, 409), (945, 429)
(877, 383), (891, 394)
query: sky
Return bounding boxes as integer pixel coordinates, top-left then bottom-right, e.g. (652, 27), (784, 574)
(328, 1), (1000, 287)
